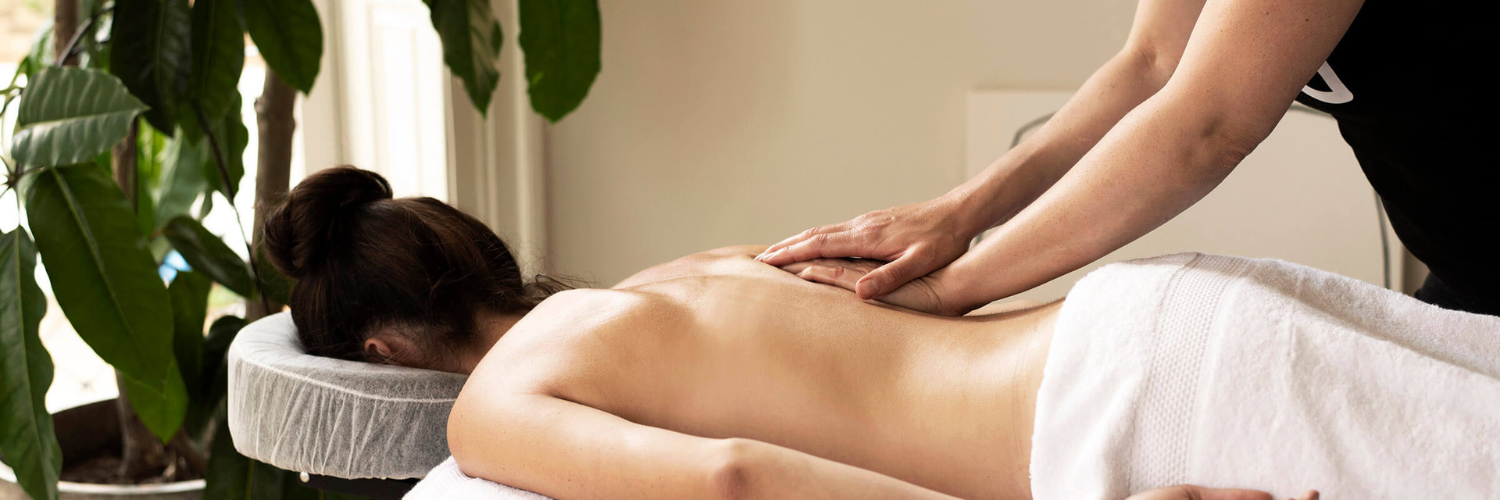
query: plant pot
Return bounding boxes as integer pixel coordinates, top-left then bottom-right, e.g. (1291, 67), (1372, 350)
(0, 399), (204, 500)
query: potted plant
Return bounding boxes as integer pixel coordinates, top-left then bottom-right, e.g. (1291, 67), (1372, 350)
(0, 0), (599, 498)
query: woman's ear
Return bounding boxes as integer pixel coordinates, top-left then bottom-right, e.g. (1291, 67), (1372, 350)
(364, 337), (396, 360)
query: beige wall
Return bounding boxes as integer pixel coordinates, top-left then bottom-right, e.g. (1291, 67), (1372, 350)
(541, 0), (1405, 296)
(546, 0), (1139, 285)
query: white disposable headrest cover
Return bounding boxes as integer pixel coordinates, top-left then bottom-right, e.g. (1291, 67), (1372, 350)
(226, 312), (468, 479)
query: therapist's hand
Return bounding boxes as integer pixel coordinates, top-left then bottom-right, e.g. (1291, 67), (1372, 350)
(756, 195), (981, 302)
(779, 258), (961, 315)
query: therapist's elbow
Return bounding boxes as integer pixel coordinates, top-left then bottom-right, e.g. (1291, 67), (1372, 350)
(1163, 97), (1272, 184)
(1121, 39), (1183, 90)
(1195, 112), (1260, 173)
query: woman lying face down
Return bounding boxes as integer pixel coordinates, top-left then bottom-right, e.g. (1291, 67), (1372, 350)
(263, 168), (1326, 500)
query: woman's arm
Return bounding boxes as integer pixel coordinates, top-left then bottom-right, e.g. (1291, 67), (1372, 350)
(448, 392), (958, 500)
(757, 0), (1206, 298)
(932, 0), (1366, 312)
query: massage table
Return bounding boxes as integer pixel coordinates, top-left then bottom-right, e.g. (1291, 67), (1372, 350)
(229, 255), (1500, 499)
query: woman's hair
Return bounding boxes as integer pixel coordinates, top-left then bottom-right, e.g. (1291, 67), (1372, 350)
(261, 166), (561, 366)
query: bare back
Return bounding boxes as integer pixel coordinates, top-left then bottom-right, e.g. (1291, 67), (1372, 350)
(458, 247), (1059, 499)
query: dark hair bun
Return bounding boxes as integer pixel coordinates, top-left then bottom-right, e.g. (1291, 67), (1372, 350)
(262, 166), (393, 278)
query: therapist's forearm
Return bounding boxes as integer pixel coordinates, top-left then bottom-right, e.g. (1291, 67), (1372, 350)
(948, 45), (1182, 233)
(942, 92), (1266, 310)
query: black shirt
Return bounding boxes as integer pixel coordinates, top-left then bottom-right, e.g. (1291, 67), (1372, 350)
(1291, 0), (1496, 316)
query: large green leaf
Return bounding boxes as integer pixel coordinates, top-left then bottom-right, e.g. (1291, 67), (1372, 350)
(182, 314), (244, 438)
(156, 133), (209, 224)
(111, 0), (192, 134)
(167, 271), (210, 397)
(118, 360), (189, 442)
(21, 164), (187, 440)
(9, 67), (148, 168)
(135, 124), (167, 237)
(518, 0), (601, 122)
(161, 216), (253, 297)
(426, 0), (503, 115)
(0, 229), (62, 500)
(202, 93), (246, 199)
(188, 0), (245, 122)
(243, 0), (323, 94)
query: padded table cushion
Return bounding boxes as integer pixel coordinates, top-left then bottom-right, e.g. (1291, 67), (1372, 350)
(227, 312), (468, 479)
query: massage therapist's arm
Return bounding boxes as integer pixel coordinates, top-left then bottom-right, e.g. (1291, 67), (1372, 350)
(932, 0), (1365, 312)
(764, 0), (1365, 314)
(448, 393), (959, 500)
(759, 0), (1206, 298)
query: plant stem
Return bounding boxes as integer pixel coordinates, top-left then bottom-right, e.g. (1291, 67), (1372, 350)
(247, 70), (297, 321)
(55, 16), (95, 68)
(195, 107), (271, 314)
(196, 109), (238, 200)
(53, 0), (77, 66)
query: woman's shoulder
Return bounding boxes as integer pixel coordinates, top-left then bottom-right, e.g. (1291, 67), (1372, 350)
(611, 245), (770, 289)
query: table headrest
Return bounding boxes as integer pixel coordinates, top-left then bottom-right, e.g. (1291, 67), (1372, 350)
(226, 312), (468, 479)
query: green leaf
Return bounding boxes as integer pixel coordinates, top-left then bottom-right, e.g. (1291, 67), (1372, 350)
(156, 133), (209, 223)
(202, 93), (246, 199)
(426, 0), (503, 114)
(196, 190), (215, 219)
(111, 0), (192, 134)
(136, 171), (157, 238)
(518, 0), (601, 122)
(9, 67), (148, 168)
(182, 315), (244, 438)
(156, 134), (209, 225)
(136, 123), (167, 193)
(243, 0), (323, 94)
(161, 216), (254, 297)
(89, 150), (113, 180)
(188, 0), (245, 122)
(167, 271), (210, 397)
(21, 164), (186, 440)
(118, 363), (189, 442)
(0, 228), (62, 500)
(135, 124), (167, 237)
(202, 410), (250, 499)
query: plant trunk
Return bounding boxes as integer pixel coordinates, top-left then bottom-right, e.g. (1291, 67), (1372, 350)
(52, 0), (77, 66)
(108, 118), (180, 483)
(112, 374), (171, 481)
(247, 70), (297, 322)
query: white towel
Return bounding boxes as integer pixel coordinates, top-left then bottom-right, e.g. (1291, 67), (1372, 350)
(404, 457), (553, 500)
(1030, 253), (1500, 499)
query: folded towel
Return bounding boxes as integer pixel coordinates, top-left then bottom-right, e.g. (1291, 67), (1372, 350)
(1030, 253), (1500, 499)
(404, 457), (552, 500)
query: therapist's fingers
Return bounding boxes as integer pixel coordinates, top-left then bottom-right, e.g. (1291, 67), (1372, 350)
(757, 223), (849, 262)
(795, 264), (863, 292)
(854, 249), (936, 300)
(758, 228), (865, 266)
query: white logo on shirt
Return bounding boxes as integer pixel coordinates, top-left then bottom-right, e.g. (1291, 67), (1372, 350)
(1302, 61), (1353, 104)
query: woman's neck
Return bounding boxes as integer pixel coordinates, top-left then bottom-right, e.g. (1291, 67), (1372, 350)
(459, 311), (526, 374)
